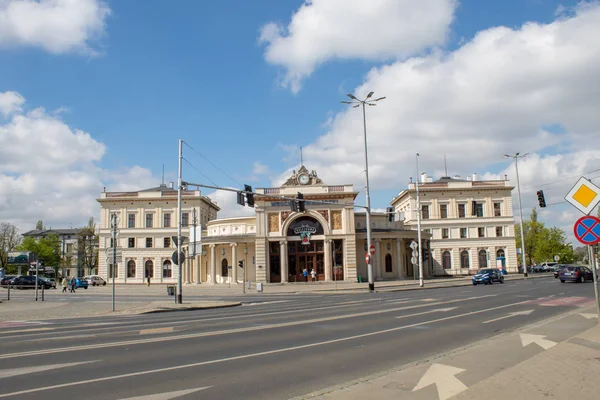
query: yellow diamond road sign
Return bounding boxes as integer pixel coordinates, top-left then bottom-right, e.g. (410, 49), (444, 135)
(565, 177), (600, 215)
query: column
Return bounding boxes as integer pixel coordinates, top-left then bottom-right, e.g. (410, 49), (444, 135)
(231, 243), (238, 284)
(195, 253), (201, 284)
(375, 239), (382, 280)
(210, 244), (216, 284)
(280, 241), (288, 283)
(324, 240), (332, 281)
(185, 249), (192, 284)
(137, 257), (144, 281)
(395, 239), (403, 279)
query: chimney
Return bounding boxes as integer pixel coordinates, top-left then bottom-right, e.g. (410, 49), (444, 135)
(169, 181), (174, 189)
(504, 174), (508, 181)
(472, 173), (478, 181)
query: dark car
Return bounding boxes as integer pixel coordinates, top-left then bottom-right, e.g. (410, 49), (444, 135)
(472, 269), (505, 285)
(559, 265), (594, 283)
(9, 276), (53, 290)
(554, 264), (568, 278)
(1, 275), (16, 287)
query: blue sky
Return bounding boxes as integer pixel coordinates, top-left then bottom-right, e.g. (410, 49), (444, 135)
(1, 0), (598, 239)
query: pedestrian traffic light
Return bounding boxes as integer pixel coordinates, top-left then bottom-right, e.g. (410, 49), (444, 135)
(238, 260), (244, 269)
(386, 207), (394, 222)
(244, 184), (254, 207)
(297, 192), (305, 212)
(537, 190), (546, 208)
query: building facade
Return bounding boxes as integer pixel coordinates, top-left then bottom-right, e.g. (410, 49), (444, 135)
(97, 167), (430, 284)
(391, 173), (518, 276)
(21, 228), (88, 277)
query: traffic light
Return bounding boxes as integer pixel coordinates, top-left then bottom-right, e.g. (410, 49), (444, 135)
(422, 248), (429, 262)
(297, 192), (305, 212)
(238, 260), (244, 269)
(244, 184), (254, 207)
(386, 207), (394, 222)
(537, 190), (546, 208)
(289, 199), (299, 212)
(236, 191), (245, 206)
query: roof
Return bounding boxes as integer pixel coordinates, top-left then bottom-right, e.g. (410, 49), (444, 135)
(138, 184), (177, 193)
(22, 229), (81, 237)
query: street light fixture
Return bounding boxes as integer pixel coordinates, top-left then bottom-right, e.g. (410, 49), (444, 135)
(504, 152), (529, 277)
(341, 91), (386, 292)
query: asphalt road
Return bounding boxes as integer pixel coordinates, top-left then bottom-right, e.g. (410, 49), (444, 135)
(0, 277), (597, 400)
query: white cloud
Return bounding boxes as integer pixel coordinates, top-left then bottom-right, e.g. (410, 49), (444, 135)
(0, 0), (111, 55)
(0, 90), (24, 117)
(260, 0), (457, 92)
(207, 189), (256, 219)
(0, 90), (156, 232)
(273, 2), (600, 240)
(252, 162), (270, 175)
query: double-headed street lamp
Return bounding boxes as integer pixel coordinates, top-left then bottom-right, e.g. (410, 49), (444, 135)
(341, 91), (385, 292)
(504, 152), (529, 277)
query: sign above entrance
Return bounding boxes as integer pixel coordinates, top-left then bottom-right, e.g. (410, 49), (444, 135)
(287, 216), (324, 237)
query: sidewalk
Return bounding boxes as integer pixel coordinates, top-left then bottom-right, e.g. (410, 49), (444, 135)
(299, 306), (600, 400)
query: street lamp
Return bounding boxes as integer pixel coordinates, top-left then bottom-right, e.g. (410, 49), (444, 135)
(341, 91), (386, 292)
(504, 152), (529, 277)
(416, 153), (424, 287)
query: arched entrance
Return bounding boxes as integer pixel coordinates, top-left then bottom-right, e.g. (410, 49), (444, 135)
(221, 258), (228, 281)
(478, 250), (487, 269)
(280, 216), (326, 282)
(145, 260), (154, 278)
(497, 249), (506, 268)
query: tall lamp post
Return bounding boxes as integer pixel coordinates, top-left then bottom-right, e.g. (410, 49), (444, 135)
(505, 152), (529, 277)
(341, 91), (386, 292)
(416, 153), (424, 287)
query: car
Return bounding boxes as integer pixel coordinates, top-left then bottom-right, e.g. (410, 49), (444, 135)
(9, 276), (53, 290)
(553, 264), (568, 278)
(1, 275), (16, 287)
(39, 277), (57, 288)
(559, 265), (594, 283)
(84, 275), (106, 286)
(472, 268), (505, 285)
(73, 277), (88, 289)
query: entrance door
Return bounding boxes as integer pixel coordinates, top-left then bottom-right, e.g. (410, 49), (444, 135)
(297, 255), (315, 282)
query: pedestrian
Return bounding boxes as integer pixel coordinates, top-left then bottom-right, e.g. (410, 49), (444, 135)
(61, 277), (68, 293)
(303, 268), (308, 282)
(311, 268), (316, 282)
(70, 277), (76, 293)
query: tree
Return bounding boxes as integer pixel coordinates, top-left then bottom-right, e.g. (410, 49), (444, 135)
(0, 222), (22, 270)
(77, 217), (99, 276)
(36, 220), (44, 230)
(18, 234), (61, 267)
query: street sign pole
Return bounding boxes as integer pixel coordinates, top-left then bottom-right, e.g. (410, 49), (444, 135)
(111, 213), (117, 312)
(177, 139), (183, 305)
(589, 245), (600, 322)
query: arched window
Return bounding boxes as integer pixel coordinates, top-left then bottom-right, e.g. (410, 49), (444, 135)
(145, 260), (154, 278)
(442, 251), (451, 269)
(127, 260), (136, 278)
(460, 250), (470, 269)
(221, 258), (228, 277)
(478, 250), (487, 269)
(385, 254), (393, 273)
(163, 260), (172, 278)
(497, 249), (506, 267)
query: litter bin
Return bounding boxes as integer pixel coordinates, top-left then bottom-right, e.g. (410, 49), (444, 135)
(358, 275), (363, 283)
(167, 285), (175, 296)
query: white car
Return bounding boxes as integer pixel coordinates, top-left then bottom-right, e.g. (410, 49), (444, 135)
(85, 275), (106, 286)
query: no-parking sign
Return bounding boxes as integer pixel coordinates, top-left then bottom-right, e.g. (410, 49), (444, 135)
(573, 215), (600, 245)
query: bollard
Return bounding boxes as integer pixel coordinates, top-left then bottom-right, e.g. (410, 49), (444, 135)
(7, 284), (10, 301)
(41, 285), (45, 302)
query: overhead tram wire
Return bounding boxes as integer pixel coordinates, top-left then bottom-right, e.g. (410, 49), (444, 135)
(182, 141), (242, 187)
(182, 158), (220, 188)
(521, 167), (600, 191)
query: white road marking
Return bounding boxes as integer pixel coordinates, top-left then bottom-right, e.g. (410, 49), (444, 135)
(0, 294), (499, 360)
(520, 333), (557, 350)
(22, 335), (97, 342)
(412, 363), (467, 400)
(579, 313), (598, 319)
(0, 361), (98, 379)
(140, 327), (174, 335)
(0, 299), (529, 399)
(395, 307), (457, 319)
(118, 386), (212, 399)
(482, 310), (534, 324)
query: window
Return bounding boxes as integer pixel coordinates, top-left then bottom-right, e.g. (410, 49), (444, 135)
(163, 213), (171, 228)
(494, 202), (502, 217)
(128, 238), (135, 248)
(460, 228), (467, 238)
(385, 254), (393, 273)
(146, 237), (153, 248)
(146, 214), (153, 228)
(163, 260), (172, 278)
(182, 212), (189, 227)
(478, 250), (487, 269)
(442, 251), (451, 269)
(128, 213), (136, 228)
(478, 227), (485, 238)
(145, 260), (154, 278)
(424, 229), (431, 234)
(422, 205), (429, 219)
(442, 228), (449, 239)
(476, 203), (484, 217)
(460, 250), (470, 269)
(496, 226), (503, 237)
(497, 249), (506, 268)
(221, 258), (229, 277)
(440, 204), (448, 219)
(458, 204), (466, 218)
(164, 237), (171, 248)
(127, 260), (136, 278)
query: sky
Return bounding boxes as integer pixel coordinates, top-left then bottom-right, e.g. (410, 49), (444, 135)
(1, 0), (599, 244)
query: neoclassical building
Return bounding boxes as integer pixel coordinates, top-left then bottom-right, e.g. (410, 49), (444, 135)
(97, 167), (430, 284)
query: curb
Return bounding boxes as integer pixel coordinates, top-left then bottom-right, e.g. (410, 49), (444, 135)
(138, 302), (242, 314)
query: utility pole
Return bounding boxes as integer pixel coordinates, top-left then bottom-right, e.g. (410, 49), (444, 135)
(177, 139), (183, 304)
(505, 153), (529, 277)
(416, 153), (424, 288)
(192, 207), (197, 284)
(111, 213), (117, 312)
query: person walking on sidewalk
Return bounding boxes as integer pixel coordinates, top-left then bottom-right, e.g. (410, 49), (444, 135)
(70, 277), (76, 293)
(311, 268), (316, 282)
(61, 278), (68, 293)
(303, 268), (308, 282)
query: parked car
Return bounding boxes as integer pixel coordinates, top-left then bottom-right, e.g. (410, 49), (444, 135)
(472, 269), (505, 285)
(73, 277), (88, 289)
(559, 265), (594, 283)
(39, 277), (56, 288)
(1, 275), (16, 287)
(9, 276), (53, 290)
(84, 275), (106, 286)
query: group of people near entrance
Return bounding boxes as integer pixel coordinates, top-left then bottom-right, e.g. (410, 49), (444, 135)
(302, 268), (317, 282)
(61, 277), (77, 293)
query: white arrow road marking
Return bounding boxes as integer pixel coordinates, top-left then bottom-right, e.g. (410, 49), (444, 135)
(579, 313), (598, 319)
(118, 386), (212, 399)
(412, 363), (468, 400)
(0, 361), (98, 379)
(482, 309), (534, 324)
(520, 333), (557, 350)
